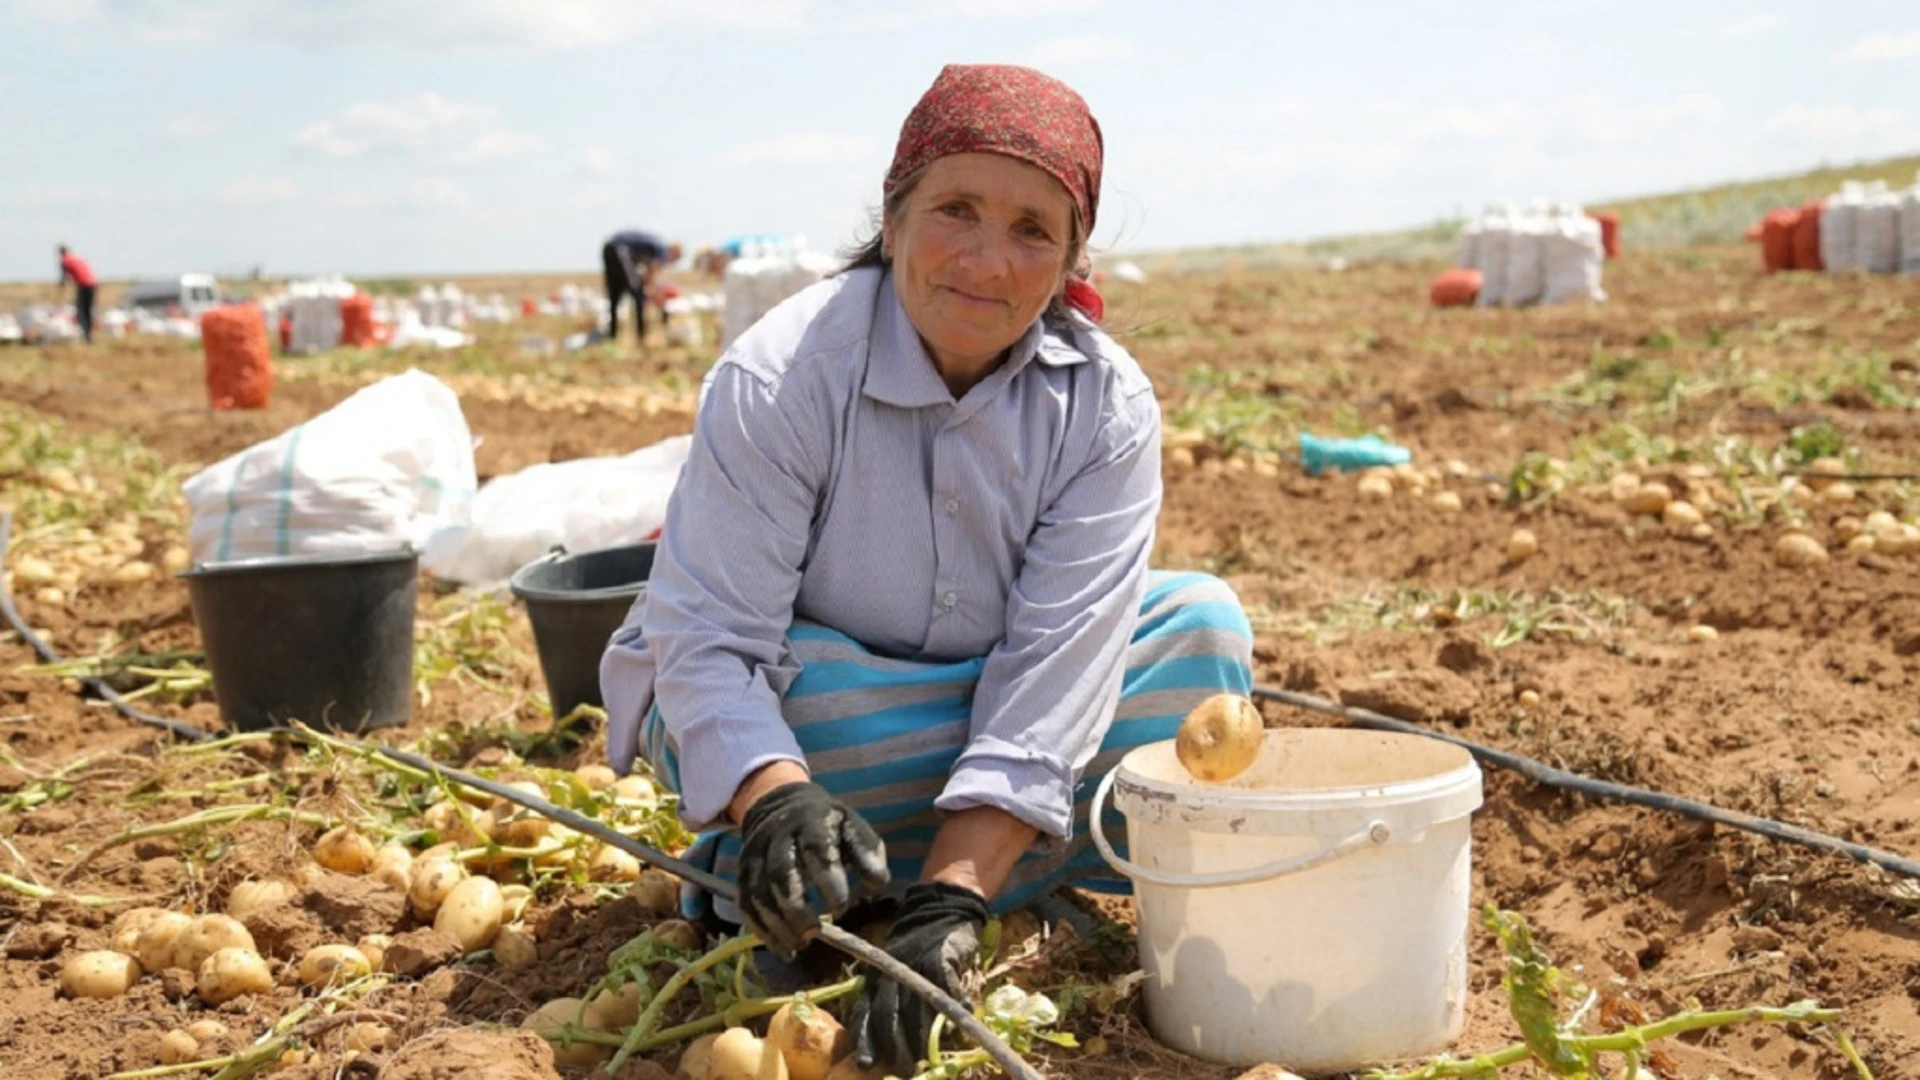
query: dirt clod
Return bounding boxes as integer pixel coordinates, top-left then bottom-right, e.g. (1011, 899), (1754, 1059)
(385, 928), (464, 979)
(5, 921), (73, 959)
(379, 1029), (563, 1080)
(303, 872), (408, 939)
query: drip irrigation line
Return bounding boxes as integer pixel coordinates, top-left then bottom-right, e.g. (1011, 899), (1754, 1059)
(361, 744), (1044, 1080)
(1250, 685), (1920, 880)
(0, 515), (1039, 1079)
(6, 503), (1916, 1074)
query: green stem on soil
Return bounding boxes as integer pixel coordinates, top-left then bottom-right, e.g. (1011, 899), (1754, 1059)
(609, 933), (763, 1073)
(169, 731), (277, 756)
(57, 803), (337, 884)
(1369, 1004), (1847, 1080)
(139, 774), (276, 802)
(287, 725), (437, 785)
(105, 1006), (406, 1080)
(1828, 1025), (1878, 1080)
(0, 870), (146, 907)
(451, 837), (571, 866)
(908, 1047), (992, 1080)
(533, 973), (865, 1056)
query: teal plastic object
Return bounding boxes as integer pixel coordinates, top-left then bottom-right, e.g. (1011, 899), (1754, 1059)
(1298, 432), (1412, 475)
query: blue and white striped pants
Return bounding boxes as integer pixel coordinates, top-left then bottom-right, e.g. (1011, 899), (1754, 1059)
(638, 570), (1254, 920)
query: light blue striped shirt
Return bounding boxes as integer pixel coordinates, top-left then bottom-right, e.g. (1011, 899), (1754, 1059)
(601, 267), (1162, 837)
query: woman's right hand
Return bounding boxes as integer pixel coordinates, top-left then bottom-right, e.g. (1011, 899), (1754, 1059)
(736, 780), (891, 957)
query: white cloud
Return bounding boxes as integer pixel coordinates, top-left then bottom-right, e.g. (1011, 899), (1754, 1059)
(11, 0), (807, 51)
(1122, 91), (1733, 199)
(218, 178), (297, 205)
(1718, 13), (1785, 37)
(1765, 103), (1912, 144)
(1832, 29), (1920, 63)
(721, 132), (876, 166)
(955, 0), (1102, 14)
(822, 0), (1105, 33)
(291, 93), (539, 163)
(163, 108), (224, 141)
(1513, 33), (1566, 56)
(8, 0), (99, 26)
(1025, 34), (1135, 67)
(465, 130), (545, 160)
(580, 147), (617, 175)
(410, 178), (470, 210)
(13, 184), (119, 207)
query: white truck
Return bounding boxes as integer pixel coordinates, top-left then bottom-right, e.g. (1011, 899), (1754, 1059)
(123, 273), (221, 317)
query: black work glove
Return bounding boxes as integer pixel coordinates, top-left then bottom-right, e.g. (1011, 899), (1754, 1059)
(738, 781), (890, 957)
(851, 880), (990, 1076)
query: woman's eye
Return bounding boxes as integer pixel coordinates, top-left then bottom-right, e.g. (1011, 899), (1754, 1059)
(937, 202), (972, 219)
(1017, 222), (1055, 243)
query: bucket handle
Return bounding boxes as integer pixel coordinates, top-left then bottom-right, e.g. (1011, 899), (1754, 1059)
(1089, 768), (1390, 890)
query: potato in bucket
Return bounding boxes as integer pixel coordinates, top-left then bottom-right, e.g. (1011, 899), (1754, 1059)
(1175, 693), (1263, 782)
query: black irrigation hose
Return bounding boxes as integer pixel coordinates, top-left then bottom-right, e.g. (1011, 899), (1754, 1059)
(0, 513), (1041, 1080)
(0, 512), (212, 744)
(7, 501), (1919, 1069)
(366, 745), (1046, 1080)
(1250, 685), (1920, 880)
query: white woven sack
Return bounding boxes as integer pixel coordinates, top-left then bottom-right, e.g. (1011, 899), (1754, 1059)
(184, 369), (477, 564)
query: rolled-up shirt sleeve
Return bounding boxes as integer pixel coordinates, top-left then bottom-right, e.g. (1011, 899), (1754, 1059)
(603, 364), (821, 829)
(935, 383), (1162, 841)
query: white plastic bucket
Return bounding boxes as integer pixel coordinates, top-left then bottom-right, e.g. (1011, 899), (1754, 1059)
(1092, 728), (1483, 1073)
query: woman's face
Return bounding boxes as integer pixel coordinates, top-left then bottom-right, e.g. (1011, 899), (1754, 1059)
(884, 153), (1074, 377)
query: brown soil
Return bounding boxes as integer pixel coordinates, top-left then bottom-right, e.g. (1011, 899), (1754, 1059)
(3, 247), (1919, 1079)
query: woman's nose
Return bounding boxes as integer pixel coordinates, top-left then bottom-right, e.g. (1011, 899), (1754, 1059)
(953, 227), (1011, 282)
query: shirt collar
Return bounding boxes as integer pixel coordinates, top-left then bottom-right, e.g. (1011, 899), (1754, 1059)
(861, 273), (1082, 408)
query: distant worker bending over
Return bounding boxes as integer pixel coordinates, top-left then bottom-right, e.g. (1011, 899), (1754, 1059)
(601, 229), (682, 345)
(58, 244), (98, 344)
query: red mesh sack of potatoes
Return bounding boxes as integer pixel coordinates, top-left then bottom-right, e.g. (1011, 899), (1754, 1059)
(1429, 268), (1481, 307)
(339, 294), (376, 347)
(1589, 211), (1620, 259)
(1759, 208), (1800, 273)
(1792, 199), (1823, 272)
(200, 305), (273, 411)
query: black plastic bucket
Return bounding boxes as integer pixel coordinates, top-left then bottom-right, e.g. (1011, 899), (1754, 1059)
(509, 542), (655, 721)
(181, 548), (418, 733)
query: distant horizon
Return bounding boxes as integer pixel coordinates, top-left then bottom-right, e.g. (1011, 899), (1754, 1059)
(8, 145), (1915, 288)
(4, 0), (1917, 280)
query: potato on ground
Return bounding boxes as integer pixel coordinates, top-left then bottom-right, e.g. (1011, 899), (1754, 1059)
(434, 876), (506, 952)
(522, 998), (612, 1068)
(60, 950), (142, 999)
(711, 1027), (789, 1080)
(768, 1000), (849, 1080)
(296, 944), (372, 989)
(197, 948), (272, 1004)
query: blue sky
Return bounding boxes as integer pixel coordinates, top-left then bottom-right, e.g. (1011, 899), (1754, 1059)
(2, 0), (1917, 280)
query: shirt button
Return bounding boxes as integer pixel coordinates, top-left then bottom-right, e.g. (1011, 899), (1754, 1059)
(941, 591), (958, 608)
(944, 498), (960, 514)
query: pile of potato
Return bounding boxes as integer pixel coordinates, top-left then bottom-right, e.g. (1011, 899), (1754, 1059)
(1161, 431), (1290, 480)
(7, 515), (189, 606)
(522, 998), (882, 1080)
(59, 763), (694, 1071)
(60, 908), (272, 1006)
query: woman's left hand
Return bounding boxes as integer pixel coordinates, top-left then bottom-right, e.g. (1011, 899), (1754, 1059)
(850, 880), (990, 1075)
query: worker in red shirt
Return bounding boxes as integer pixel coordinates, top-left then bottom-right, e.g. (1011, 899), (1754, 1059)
(58, 245), (98, 344)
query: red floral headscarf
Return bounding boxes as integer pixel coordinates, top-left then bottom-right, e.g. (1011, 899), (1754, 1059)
(886, 63), (1106, 319)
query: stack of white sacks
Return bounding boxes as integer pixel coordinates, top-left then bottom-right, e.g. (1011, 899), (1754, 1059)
(286, 277), (356, 353)
(1456, 202), (1606, 307)
(720, 239), (839, 347)
(1819, 177), (1920, 276)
